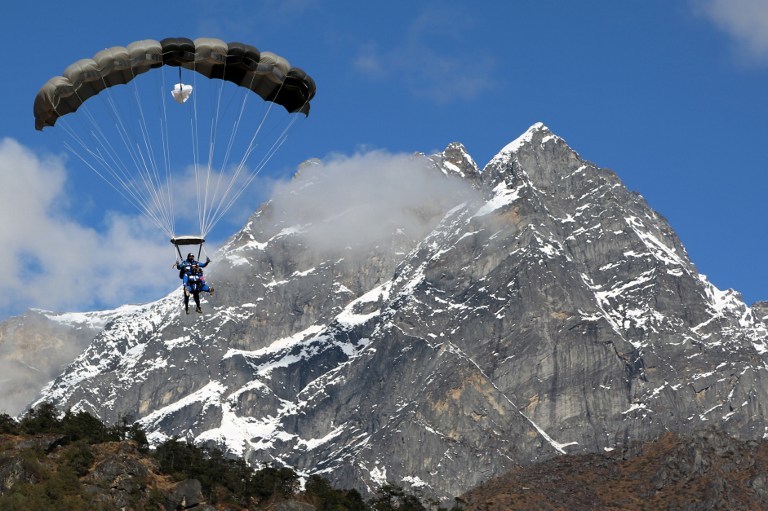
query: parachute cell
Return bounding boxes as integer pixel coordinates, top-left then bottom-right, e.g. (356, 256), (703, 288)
(34, 37), (316, 130)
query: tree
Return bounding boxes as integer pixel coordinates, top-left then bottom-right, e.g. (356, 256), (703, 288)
(250, 464), (299, 501)
(61, 409), (114, 443)
(18, 402), (60, 434)
(0, 413), (19, 434)
(128, 423), (149, 453)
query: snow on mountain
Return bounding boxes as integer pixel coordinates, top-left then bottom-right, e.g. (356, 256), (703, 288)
(0, 305), (148, 415)
(23, 123), (768, 503)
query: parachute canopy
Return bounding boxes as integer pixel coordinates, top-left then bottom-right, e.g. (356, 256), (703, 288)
(34, 37), (316, 131)
(33, 37), (315, 245)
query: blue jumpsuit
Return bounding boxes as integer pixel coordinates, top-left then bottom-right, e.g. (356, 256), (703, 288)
(182, 266), (213, 313)
(176, 257), (209, 278)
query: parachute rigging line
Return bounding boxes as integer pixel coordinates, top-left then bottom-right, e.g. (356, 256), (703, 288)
(199, 70), (286, 237)
(202, 103), (304, 237)
(57, 86), (176, 239)
(34, 37), (316, 249)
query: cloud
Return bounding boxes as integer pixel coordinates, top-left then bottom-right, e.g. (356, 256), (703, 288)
(0, 138), (176, 319)
(695, 0), (768, 61)
(0, 136), (478, 320)
(161, 163), (279, 238)
(267, 149), (479, 255)
(353, 6), (496, 102)
(196, 0), (319, 38)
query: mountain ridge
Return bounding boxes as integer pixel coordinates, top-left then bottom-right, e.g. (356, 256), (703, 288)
(3, 122), (767, 503)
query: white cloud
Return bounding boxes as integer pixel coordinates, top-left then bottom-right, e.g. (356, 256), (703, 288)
(268, 149), (478, 255)
(162, 163), (277, 237)
(0, 138), (176, 319)
(0, 138), (477, 321)
(196, 0), (319, 37)
(695, 0), (768, 60)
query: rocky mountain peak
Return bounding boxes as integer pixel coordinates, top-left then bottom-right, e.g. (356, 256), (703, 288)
(430, 141), (480, 180)
(483, 122), (589, 192)
(9, 124), (768, 504)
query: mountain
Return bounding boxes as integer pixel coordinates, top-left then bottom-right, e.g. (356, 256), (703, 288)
(459, 426), (768, 510)
(15, 123), (768, 503)
(0, 306), (146, 416)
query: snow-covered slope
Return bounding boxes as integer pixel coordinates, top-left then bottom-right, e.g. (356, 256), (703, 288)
(31, 123), (768, 502)
(0, 305), (146, 415)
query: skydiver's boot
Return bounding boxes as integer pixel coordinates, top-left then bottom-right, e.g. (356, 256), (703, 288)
(196, 306), (202, 313)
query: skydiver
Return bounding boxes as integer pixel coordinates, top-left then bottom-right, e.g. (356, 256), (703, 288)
(175, 252), (210, 279)
(182, 264), (215, 314)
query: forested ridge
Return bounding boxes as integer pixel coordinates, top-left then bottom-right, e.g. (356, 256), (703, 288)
(5, 404), (763, 510)
(0, 404), (439, 510)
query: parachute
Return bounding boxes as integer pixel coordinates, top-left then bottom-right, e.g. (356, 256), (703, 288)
(33, 37), (316, 251)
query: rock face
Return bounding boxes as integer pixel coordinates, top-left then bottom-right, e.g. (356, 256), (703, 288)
(26, 123), (768, 502)
(460, 427), (768, 510)
(0, 435), (216, 510)
(0, 308), (139, 416)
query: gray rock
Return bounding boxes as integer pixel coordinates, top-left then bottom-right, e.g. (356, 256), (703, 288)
(168, 479), (203, 510)
(27, 123), (768, 503)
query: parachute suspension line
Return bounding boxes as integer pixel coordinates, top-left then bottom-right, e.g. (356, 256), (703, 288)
(83, 69), (174, 237)
(201, 80), (303, 236)
(200, 60), (232, 240)
(150, 67), (176, 237)
(207, 109), (300, 232)
(198, 71), (259, 238)
(197, 75), (250, 238)
(190, 66), (205, 237)
(66, 89), (151, 208)
(59, 131), (169, 237)
(128, 69), (176, 235)
(55, 86), (174, 239)
(188, 65), (206, 238)
(198, 59), (225, 242)
(111, 72), (174, 237)
(158, 66), (176, 238)
(199, 75), (277, 237)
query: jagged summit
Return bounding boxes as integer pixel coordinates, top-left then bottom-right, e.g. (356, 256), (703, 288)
(488, 121), (567, 166)
(496, 121), (552, 154)
(7, 124), (766, 503)
(432, 141), (480, 180)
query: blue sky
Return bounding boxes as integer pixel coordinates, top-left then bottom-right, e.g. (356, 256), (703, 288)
(1, 1), (766, 319)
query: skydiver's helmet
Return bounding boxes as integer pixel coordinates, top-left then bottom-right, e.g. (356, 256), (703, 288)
(187, 253), (195, 261)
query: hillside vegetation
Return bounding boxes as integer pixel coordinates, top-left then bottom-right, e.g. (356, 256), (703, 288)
(0, 404), (433, 510)
(4, 404), (768, 510)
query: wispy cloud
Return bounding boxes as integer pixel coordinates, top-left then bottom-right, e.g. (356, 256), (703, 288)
(353, 5), (497, 102)
(267, 148), (479, 255)
(0, 138), (175, 319)
(195, 0), (320, 41)
(694, 0), (768, 61)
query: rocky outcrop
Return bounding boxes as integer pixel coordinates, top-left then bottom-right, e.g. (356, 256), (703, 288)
(0, 435), (235, 510)
(461, 427), (768, 511)
(0, 309), (126, 416)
